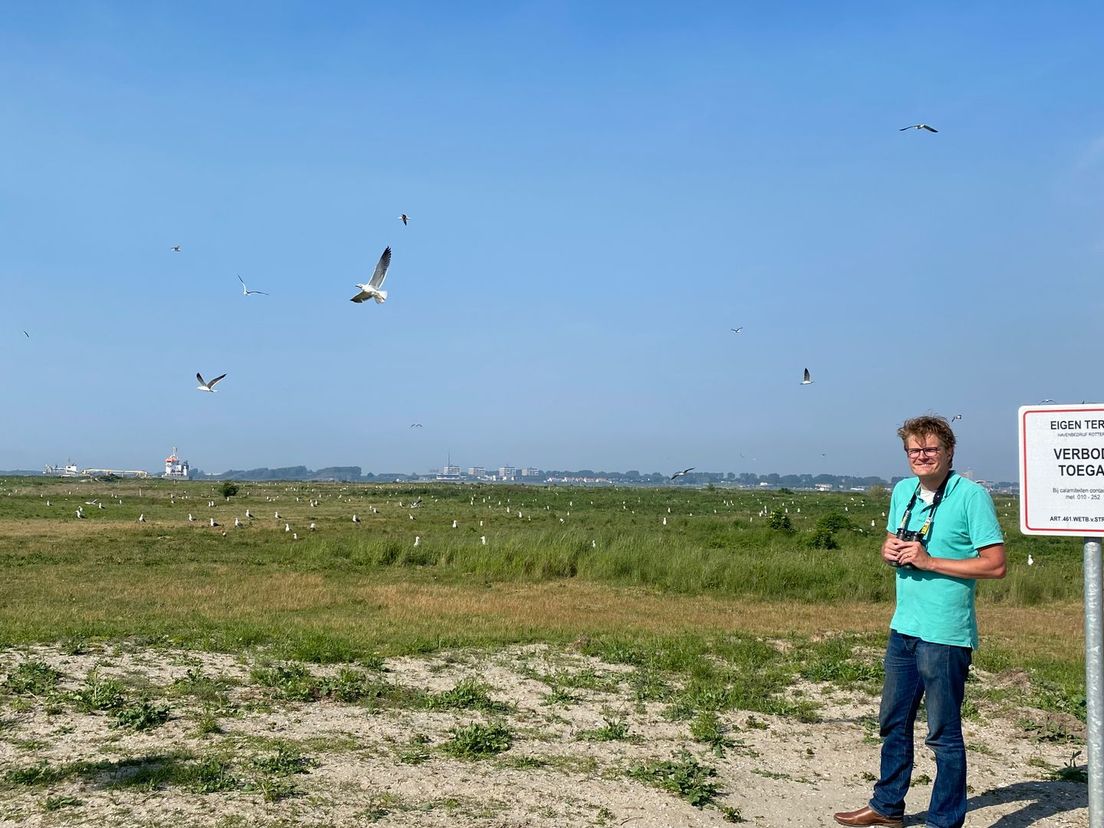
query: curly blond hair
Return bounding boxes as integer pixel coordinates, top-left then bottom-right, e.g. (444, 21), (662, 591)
(897, 415), (956, 459)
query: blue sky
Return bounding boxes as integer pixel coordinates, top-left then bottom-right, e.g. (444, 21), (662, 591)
(2, 2), (1102, 481)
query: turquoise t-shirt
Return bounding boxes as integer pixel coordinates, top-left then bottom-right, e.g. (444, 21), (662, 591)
(885, 473), (1004, 649)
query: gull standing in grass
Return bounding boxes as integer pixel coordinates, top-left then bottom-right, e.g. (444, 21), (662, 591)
(237, 274), (269, 296)
(350, 246), (393, 304)
(196, 372), (227, 392)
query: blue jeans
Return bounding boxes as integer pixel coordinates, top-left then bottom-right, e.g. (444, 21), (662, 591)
(870, 631), (972, 828)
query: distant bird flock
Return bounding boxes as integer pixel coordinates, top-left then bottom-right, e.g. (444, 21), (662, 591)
(20, 119), (1038, 484)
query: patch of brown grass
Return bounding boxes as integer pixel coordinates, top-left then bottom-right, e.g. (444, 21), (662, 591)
(0, 564), (1083, 663)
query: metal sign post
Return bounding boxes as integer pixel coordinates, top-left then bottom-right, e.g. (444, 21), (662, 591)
(1088, 538), (1104, 825)
(1019, 404), (1104, 828)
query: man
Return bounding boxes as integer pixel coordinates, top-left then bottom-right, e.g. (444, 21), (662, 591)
(834, 415), (1006, 828)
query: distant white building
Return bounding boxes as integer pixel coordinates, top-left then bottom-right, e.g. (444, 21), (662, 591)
(519, 467), (541, 477)
(498, 466), (516, 481)
(437, 464), (462, 481)
(814, 483), (833, 492)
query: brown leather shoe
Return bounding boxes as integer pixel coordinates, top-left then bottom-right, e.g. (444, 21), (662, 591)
(833, 805), (903, 827)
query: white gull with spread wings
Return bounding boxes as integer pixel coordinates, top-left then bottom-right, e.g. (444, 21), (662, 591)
(196, 372), (227, 392)
(351, 247), (393, 304)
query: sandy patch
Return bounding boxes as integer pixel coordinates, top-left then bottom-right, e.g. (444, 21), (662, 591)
(0, 644), (1088, 827)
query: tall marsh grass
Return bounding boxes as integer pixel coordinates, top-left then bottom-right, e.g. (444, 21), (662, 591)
(0, 478), (1084, 658)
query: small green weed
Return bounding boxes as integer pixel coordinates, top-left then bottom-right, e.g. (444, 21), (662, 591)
(357, 793), (400, 822)
(503, 755), (547, 769)
(194, 708), (222, 736)
(41, 794), (82, 812)
(721, 805), (746, 823)
(110, 699), (170, 731)
(356, 653), (386, 672)
(579, 716), (629, 742)
(73, 671), (126, 712)
(325, 668), (415, 706)
(251, 744), (313, 775)
(250, 663), (321, 701)
(425, 678), (510, 713)
(1049, 750), (1088, 783)
(398, 734), (432, 765)
(251, 774), (299, 802)
(629, 752), (721, 807)
(59, 637), (88, 656)
(544, 685), (578, 705)
(6, 761), (65, 786)
(3, 661), (62, 696)
(690, 711), (734, 755)
(629, 668), (671, 702)
(187, 756), (240, 793)
(443, 722), (513, 758)
(170, 668), (234, 705)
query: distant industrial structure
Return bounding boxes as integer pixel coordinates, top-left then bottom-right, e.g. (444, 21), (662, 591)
(163, 448), (190, 480)
(43, 459), (148, 478)
(43, 461), (81, 477)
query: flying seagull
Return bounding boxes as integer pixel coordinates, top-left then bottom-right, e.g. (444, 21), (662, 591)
(671, 467), (695, 480)
(951, 414), (963, 422)
(410, 423), (423, 428)
(196, 372), (227, 392)
(730, 327), (743, 334)
(900, 124), (938, 133)
(23, 330), (29, 338)
(399, 214), (410, 225)
(350, 246), (393, 304)
(170, 244), (182, 252)
(801, 368), (814, 385)
(237, 274), (269, 296)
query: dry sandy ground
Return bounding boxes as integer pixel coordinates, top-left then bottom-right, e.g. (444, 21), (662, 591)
(0, 643), (1088, 828)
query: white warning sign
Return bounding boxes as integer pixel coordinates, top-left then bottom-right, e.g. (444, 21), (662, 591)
(1019, 403), (1104, 535)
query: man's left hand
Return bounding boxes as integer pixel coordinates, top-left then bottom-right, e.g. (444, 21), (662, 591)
(894, 540), (933, 570)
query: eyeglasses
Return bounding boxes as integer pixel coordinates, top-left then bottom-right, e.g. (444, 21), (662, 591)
(904, 447), (942, 458)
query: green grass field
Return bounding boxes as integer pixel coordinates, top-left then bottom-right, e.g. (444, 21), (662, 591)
(0, 477), (1087, 715)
